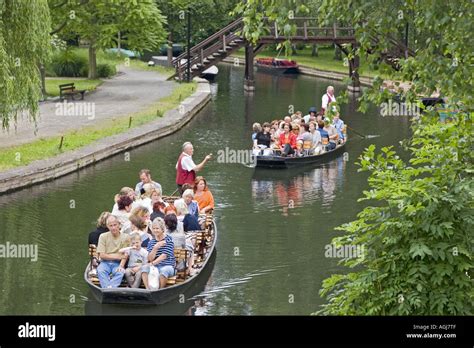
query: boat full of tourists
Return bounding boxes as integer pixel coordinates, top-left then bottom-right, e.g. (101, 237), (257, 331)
(254, 142), (346, 169)
(85, 196), (217, 305)
(250, 108), (348, 169)
(256, 57), (300, 74)
(84, 164), (217, 306)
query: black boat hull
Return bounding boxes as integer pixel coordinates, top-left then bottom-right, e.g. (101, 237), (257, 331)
(256, 64), (299, 75)
(255, 143), (346, 169)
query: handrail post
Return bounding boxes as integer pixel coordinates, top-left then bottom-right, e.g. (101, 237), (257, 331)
(222, 34), (226, 49)
(304, 21), (307, 40)
(274, 22), (279, 38)
(186, 6), (191, 82)
(333, 22), (337, 40)
(200, 48), (204, 65)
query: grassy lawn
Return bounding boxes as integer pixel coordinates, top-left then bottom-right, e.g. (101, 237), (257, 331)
(128, 59), (175, 76)
(233, 46), (389, 79)
(76, 48), (176, 78)
(0, 82), (197, 171)
(45, 78), (103, 97)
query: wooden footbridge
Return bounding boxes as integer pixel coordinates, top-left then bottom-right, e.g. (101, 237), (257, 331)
(171, 17), (360, 91)
(171, 16), (413, 92)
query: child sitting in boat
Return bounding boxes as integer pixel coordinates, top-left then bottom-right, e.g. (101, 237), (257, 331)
(119, 233), (149, 288)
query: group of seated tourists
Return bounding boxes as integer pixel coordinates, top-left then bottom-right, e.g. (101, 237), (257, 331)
(251, 107), (346, 157)
(258, 58), (297, 67)
(88, 169), (215, 289)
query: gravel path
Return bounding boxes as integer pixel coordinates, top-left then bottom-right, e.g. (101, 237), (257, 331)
(0, 66), (177, 149)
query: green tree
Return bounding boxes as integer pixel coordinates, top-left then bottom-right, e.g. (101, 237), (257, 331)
(0, 0), (51, 129)
(234, 0), (474, 314)
(319, 113), (473, 315)
(50, 0), (166, 78)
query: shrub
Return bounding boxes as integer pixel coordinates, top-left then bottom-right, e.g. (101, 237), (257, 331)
(97, 63), (117, 78)
(50, 49), (88, 77)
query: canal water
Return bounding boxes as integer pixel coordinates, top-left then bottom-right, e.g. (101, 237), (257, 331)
(0, 63), (410, 315)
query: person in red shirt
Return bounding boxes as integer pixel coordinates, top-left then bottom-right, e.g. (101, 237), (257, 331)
(176, 142), (212, 194)
(279, 123), (297, 156)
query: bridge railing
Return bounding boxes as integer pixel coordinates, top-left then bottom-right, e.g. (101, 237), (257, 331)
(173, 18), (244, 70)
(260, 17), (356, 42)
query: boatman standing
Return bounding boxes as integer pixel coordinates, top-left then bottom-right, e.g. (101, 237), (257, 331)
(321, 86), (337, 115)
(176, 142), (212, 194)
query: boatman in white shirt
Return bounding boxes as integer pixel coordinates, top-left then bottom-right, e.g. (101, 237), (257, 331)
(175, 142), (212, 194)
(321, 86), (337, 115)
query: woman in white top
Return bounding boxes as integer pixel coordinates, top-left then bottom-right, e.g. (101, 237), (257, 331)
(309, 121), (322, 155)
(134, 183), (154, 213)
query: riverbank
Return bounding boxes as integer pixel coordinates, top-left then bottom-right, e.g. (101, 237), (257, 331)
(0, 78), (211, 194)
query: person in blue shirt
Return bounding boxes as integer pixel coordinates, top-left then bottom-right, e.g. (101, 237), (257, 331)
(141, 217), (175, 289)
(332, 112), (345, 142)
(317, 120), (330, 151)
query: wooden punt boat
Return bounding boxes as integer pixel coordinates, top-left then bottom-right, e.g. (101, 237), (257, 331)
(84, 252), (216, 314)
(256, 57), (300, 75)
(84, 196), (217, 305)
(255, 142), (347, 169)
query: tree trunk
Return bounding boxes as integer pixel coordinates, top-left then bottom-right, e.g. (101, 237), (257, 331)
(88, 44), (97, 79)
(334, 44), (342, 60)
(311, 44), (318, 57)
(39, 63), (46, 100)
(117, 31), (121, 56)
(167, 32), (173, 66)
(291, 44), (297, 55)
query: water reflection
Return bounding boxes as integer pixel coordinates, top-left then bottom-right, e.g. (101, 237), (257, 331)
(251, 156), (347, 215)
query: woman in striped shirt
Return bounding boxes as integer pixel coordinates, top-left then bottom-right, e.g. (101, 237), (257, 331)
(141, 217), (176, 289)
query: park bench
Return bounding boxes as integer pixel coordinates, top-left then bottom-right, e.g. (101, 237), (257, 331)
(59, 83), (86, 101)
